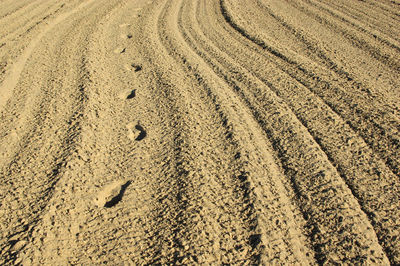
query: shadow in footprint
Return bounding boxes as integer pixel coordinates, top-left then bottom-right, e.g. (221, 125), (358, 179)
(124, 64), (142, 72)
(114, 47), (126, 54)
(104, 181), (132, 208)
(127, 89), (136, 99)
(131, 64), (142, 72)
(135, 125), (146, 141)
(249, 234), (262, 248)
(121, 34), (133, 39)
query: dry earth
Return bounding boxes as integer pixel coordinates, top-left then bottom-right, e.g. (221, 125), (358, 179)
(0, 0), (399, 264)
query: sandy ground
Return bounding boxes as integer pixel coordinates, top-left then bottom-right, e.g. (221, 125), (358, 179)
(0, 0), (399, 264)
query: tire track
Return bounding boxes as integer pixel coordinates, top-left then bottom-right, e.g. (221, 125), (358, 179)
(1, 0), (398, 264)
(317, 0), (400, 31)
(0, 0), (109, 263)
(0, 40), (90, 266)
(144, 1), (267, 262)
(19, 2), (156, 263)
(144, 0), (316, 263)
(226, 0), (400, 105)
(177, 0), (392, 263)
(366, 0), (400, 21)
(0, 0), (95, 112)
(0, 0), (59, 40)
(256, 0), (400, 72)
(0, 1), (69, 85)
(181, 0), (389, 264)
(293, 0), (400, 53)
(206, 1), (400, 263)
(220, 0), (400, 178)
(0, 0), (37, 21)
(185, 1), (400, 262)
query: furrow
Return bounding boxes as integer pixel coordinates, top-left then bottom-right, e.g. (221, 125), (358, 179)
(0, 37), (90, 266)
(0, 0), (105, 263)
(0, 0), (67, 42)
(257, 0), (400, 72)
(184, 0), (400, 262)
(0, 0), (39, 21)
(317, 0), (400, 30)
(295, 0), (400, 52)
(227, 0), (400, 106)
(0, 0), (96, 111)
(152, 1), (266, 263)
(365, 0), (400, 21)
(148, 0), (319, 263)
(1, 0), (398, 264)
(212, 2), (400, 262)
(177, 0), (392, 264)
(220, 0), (400, 177)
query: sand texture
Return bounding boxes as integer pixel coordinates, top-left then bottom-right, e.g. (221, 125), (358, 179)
(1, 0), (399, 264)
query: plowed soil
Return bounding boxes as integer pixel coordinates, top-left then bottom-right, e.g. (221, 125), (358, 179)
(1, 0), (399, 264)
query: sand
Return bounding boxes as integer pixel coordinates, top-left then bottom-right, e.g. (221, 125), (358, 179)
(0, 0), (399, 264)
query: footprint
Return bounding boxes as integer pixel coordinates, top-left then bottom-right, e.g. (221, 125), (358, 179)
(126, 90), (136, 99)
(126, 122), (146, 141)
(124, 63), (142, 72)
(113, 47), (126, 54)
(119, 23), (130, 28)
(94, 180), (131, 208)
(118, 89), (136, 100)
(121, 33), (133, 39)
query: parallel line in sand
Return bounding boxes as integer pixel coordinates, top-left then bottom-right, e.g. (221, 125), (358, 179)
(256, 0), (400, 72)
(180, 0), (386, 264)
(295, 0), (400, 52)
(199, 0), (400, 235)
(219, 0), (400, 178)
(216, 0), (400, 190)
(0, 0), (116, 262)
(0, 0), (36, 21)
(182, 0), (391, 263)
(320, 0), (400, 26)
(158, 0), (315, 263)
(1, 0), (398, 264)
(155, 1), (264, 263)
(0, 0), (62, 41)
(0, 0), (95, 112)
(188, 20), (400, 261)
(209, 1), (399, 263)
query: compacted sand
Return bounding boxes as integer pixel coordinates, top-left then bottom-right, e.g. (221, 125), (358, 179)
(0, 0), (399, 264)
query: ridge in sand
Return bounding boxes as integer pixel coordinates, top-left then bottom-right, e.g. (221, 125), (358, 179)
(0, 0), (399, 264)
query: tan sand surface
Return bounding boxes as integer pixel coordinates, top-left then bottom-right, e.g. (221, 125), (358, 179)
(0, 0), (399, 264)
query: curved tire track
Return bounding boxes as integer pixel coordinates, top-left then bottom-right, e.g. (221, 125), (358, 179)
(0, 0), (399, 264)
